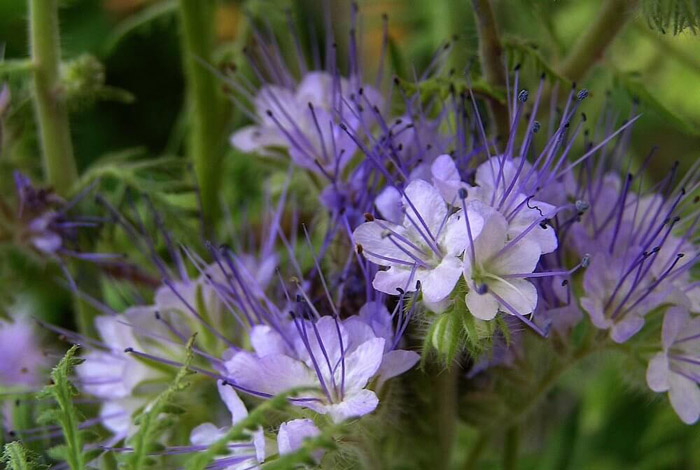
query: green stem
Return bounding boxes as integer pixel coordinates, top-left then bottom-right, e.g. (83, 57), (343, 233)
(177, 0), (225, 228)
(471, 0), (510, 141)
(503, 425), (519, 470)
(435, 365), (458, 470)
(29, 0), (78, 195)
(462, 432), (489, 470)
(558, 0), (638, 83)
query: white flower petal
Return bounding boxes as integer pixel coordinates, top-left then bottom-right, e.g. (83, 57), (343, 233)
(376, 350), (420, 387)
(403, 179), (447, 238)
(646, 353), (670, 393)
(225, 353), (317, 396)
(340, 338), (386, 394)
(489, 278), (538, 316)
(421, 257), (463, 304)
(326, 389), (379, 423)
(490, 239), (541, 276)
(375, 187), (403, 224)
(373, 266), (419, 296)
(668, 373), (700, 425)
(465, 290), (499, 321)
(277, 419), (320, 455)
(217, 380), (248, 425)
(353, 221), (417, 267)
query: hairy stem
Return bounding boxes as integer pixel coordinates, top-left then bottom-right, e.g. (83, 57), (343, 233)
(503, 425), (520, 470)
(177, 0), (225, 228)
(471, 0), (510, 141)
(436, 365), (459, 469)
(558, 0), (639, 83)
(29, 0), (78, 195)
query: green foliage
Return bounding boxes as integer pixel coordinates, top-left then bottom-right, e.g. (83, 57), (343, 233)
(104, 0), (178, 55)
(394, 76), (506, 106)
(36, 345), (88, 470)
(613, 69), (700, 135)
(123, 335), (197, 470)
(1, 442), (43, 470)
(642, 0), (700, 34)
(502, 37), (571, 84)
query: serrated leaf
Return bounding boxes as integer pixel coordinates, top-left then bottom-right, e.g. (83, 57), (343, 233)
(642, 0), (700, 35)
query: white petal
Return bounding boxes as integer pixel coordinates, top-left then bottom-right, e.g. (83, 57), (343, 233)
(373, 266), (420, 296)
(340, 338), (386, 394)
(440, 209), (484, 257)
(662, 306), (688, 350)
(490, 238), (541, 276)
(375, 187), (404, 224)
(431, 154), (465, 203)
(465, 290), (499, 321)
(469, 202), (508, 262)
(646, 353), (670, 393)
(489, 278), (538, 316)
(277, 419), (320, 455)
(403, 179), (448, 238)
(295, 72), (335, 108)
(250, 325), (292, 357)
(668, 373), (700, 425)
(610, 315), (645, 343)
(190, 423), (226, 446)
(353, 221), (417, 267)
(421, 257), (463, 304)
(224, 352), (317, 396)
(326, 389), (379, 422)
(376, 350), (420, 387)
(230, 125), (286, 153)
(294, 316), (348, 373)
(217, 380), (248, 425)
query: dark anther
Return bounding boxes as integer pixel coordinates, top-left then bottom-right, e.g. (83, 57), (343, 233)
(364, 212), (375, 221)
(124, 347), (134, 353)
(518, 89), (529, 103)
(458, 188), (468, 199)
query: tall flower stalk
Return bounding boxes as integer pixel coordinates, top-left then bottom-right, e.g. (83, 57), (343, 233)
(28, 0), (78, 195)
(177, 0), (225, 228)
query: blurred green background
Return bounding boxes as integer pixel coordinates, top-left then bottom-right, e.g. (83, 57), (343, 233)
(1, 0), (699, 468)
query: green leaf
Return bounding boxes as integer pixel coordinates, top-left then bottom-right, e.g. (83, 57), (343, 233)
(104, 0), (179, 54)
(613, 70), (700, 136)
(123, 336), (197, 470)
(36, 345), (86, 470)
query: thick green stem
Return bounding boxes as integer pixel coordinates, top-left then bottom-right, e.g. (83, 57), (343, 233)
(471, 0), (510, 141)
(29, 0), (78, 195)
(178, 0), (224, 228)
(462, 432), (489, 470)
(435, 365), (458, 469)
(558, 0), (638, 83)
(503, 425), (520, 470)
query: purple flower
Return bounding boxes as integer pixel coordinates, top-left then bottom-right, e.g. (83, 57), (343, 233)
(354, 179), (482, 305)
(223, 303), (418, 423)
(231, 72), (382, 177)
(646, 306), (700, 424)
(462, 202), (541, 321)
(0, 312), (48, 388)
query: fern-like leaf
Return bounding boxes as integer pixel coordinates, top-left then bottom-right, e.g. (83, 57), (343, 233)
(184, 386), (320, 470)
(36, 345), (86, 470)
(1, 442), (43, 470)
(123, 335), (197, 470)
(642, 0), (700, 35)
